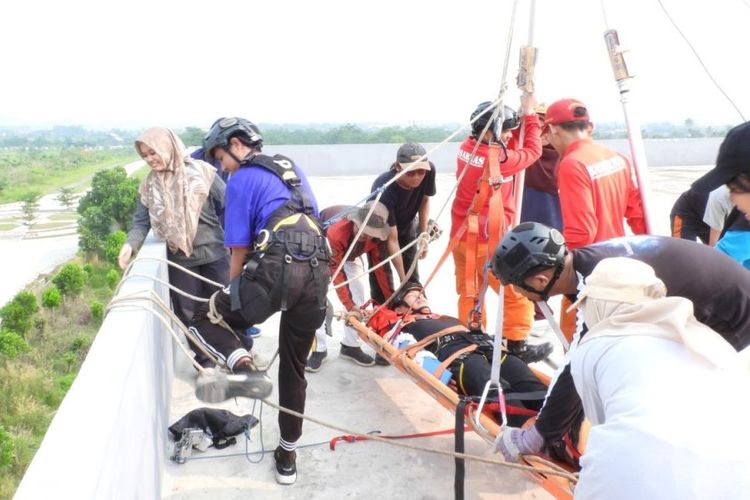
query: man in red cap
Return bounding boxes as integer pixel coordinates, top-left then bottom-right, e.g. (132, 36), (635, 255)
(543, 98), (646, 340)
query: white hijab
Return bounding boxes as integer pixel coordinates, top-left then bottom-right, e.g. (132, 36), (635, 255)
(576, 257), (739, 368)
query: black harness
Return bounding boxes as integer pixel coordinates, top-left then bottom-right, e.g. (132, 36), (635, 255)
(230, 153), (330, 311)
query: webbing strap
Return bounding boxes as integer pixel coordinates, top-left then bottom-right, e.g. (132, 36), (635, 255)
(464, 215), (479, 298)
(486, 145), (505, 260)
(398, 325), (467, 360)
(454, 398), (467, 500)
(434, 344), (477, 379)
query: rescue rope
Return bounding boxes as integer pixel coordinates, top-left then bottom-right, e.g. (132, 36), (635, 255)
(653, 0), (745, 121)
(105, 289), (212, 372)
(111, 258), (577, 491)
(261, 397), (579, 483)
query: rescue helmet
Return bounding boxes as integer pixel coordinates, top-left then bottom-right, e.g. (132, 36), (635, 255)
(470, 102), (520, 140)
(203, 117), (263, 161)
(391, 281), (426, 309)
(491, 222), (567, 286)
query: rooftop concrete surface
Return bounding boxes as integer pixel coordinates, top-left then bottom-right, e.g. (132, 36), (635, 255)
(162, 166), (711, 499)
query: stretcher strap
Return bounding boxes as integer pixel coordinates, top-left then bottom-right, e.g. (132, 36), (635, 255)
(398, 325), (467, 360)
(434, 344), (478, 379)
(455, 398), (468, 500)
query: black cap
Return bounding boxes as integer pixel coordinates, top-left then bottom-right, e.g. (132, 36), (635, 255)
(692, 121), (750, 192)
(396, 143), (427, 163)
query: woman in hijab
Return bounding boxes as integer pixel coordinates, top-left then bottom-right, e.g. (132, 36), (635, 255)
(118, 127), (229, 340)
(568, 257), (750, 499)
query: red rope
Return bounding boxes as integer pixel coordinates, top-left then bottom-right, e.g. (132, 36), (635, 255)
(329, 426), (469, 451)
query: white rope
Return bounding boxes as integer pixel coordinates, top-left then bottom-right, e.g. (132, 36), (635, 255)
(261, 398), (579, 483)
(105, 290), (213, 372)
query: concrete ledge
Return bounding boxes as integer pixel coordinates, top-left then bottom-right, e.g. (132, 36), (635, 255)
(15, 233), (171, 499)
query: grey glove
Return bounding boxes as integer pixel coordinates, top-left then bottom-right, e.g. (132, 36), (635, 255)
(493, 425), (544, 462)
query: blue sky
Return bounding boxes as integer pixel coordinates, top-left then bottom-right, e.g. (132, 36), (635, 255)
(1, 0), (747, 129)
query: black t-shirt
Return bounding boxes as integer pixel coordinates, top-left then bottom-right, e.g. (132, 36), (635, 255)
(399, 315), (475, 359)
(536, 234), (750, 442)
(670, 188), (711, 242)
(572, 235), (750, 350)
(370, 163), (437, 233)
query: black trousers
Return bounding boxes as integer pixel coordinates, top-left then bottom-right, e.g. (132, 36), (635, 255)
(190, 251), (327, 443)
(451, 351), (546, 426)
(369, 220), (419, 304)
(169, 254), (229, 326)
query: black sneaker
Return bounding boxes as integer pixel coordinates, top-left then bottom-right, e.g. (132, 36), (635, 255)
(506, 340), (553, 364)
(374, 353), (390, 366)
(305, 351), (328, 373)
(273, 446), (297, 485)
(339, 345), (375, 367)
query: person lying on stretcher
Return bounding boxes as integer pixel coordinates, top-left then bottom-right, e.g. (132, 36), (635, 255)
(369, 283), (546, 426)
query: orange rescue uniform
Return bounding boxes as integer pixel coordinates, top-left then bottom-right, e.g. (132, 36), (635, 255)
(450, 114), (542, 340)
(557, 137), (647, 340)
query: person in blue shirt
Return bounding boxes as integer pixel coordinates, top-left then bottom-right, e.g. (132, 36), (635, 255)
(188, 118), (329, 486)
(692, 121), (750, 270)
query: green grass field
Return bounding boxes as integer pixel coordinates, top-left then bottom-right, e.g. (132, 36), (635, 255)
(0, 149), (137, 204)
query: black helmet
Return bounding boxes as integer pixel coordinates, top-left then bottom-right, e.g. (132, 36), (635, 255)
(391, 281), (425, 308)
(492, 222), (567, 286)
(470, 101), (520, 140)
(203, 117), (263, 161)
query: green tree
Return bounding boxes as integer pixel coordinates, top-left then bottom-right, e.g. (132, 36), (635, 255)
(56, 187), (77, 211)
(106, 269), (121, 290)
(180, 127), (206, 147)
(77, 167), (139, 256)
(0, 292), (38, 336)
(20, 192), (41, 226)
(0, 330), (29, 359)
(104, 231), (126, 266)
(90, 301), (104, 324)
(0, 425), (14, 468)
(52, 263), (87, 297)
(41, 287), (62, 309)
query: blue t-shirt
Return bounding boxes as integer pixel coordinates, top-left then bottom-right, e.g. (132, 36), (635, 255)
(716, 230), (750, 270)
(224, 161), (319, 247)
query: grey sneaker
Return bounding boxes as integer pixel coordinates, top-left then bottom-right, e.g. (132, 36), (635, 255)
(339, 345), (375, 367)
(305, 350), (328, 373)
(273, 446), (297, 485)
(194, 368), (273, 402)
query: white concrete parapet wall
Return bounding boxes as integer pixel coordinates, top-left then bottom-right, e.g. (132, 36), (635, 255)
(15, 234), (171, 499)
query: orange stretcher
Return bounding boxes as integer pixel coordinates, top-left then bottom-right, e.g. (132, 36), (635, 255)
(348, 316), (579, 499)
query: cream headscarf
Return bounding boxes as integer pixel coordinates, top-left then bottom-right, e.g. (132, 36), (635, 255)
(574, 257), (739, 369)
(136, 127), (216, 256)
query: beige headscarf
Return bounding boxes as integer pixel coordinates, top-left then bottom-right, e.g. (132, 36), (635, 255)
(574, 257), (739, 368)
(136, 127), (216, 256)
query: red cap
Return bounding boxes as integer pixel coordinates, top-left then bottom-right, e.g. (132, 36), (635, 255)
(543, 98), (590, 126)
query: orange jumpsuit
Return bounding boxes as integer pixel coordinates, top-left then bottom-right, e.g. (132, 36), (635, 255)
(450, 114), (542, 340)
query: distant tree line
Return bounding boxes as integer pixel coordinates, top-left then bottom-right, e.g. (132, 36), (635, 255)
(0, 119), (736, 150)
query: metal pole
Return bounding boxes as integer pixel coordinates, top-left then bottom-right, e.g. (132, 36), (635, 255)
(604, 29), (657, 235)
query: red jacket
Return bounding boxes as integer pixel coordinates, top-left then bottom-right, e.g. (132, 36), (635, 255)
(326, 219), (394, 310)
(450, 114), (542, 239)
(557, 138), (646, 249)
